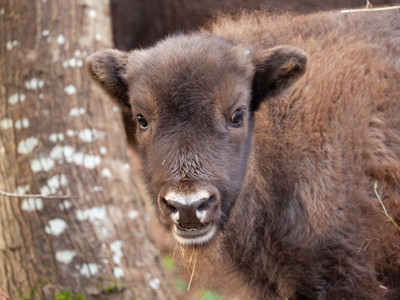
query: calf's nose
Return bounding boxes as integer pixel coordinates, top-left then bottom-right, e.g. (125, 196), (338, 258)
(158, 188), (221, 225)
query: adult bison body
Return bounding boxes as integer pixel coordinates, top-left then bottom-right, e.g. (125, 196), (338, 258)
(87, 9), (400, 299)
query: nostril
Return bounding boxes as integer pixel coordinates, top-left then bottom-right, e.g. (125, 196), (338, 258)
(198, 195), (216, 211)
(160, 197), (177, 213)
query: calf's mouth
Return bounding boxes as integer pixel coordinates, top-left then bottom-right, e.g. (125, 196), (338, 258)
(173, 222), (216, 245)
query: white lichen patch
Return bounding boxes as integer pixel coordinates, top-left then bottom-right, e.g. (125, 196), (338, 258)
(89, 9), (96, 18)
(49, 134), (58, 144)
(44, 174), (69, 193)
(66, 129), (76, 137)
(80, 263), (100, 277)
(83, 155), (101, 169)
(15, 185), (30, 195)
(17, 136), (39, 155)
(49, 144), (100, 168)
(72, 152), (84, 165)
(6, 41), (12, 51)
(78, 128), (93, 142)
(39, 93), (43, 99)
(21, 198), (43, 211)
(70, 107), (85, 117)
(128, 210), (138, 220)
(76, 206), (107, 222)
(31, 157), (55, 172)
(50, 144), (67, 160)
(112, 106), (119, 112)
(64, 85), (76, 95)
(49, 133), (65, 143)
(92, 129), (106, 140)
(63, 57), (83, 69)
(42, 29), (49, 36)
(57, 34), (66, 45)
(74, 49), (81, 57)
(93, 186), (103, 192)
(1, 118), (13, 130)
(62, 145), (74, 160)
(56, 250), (76, 264)
(8, 93), (26, 105)
(15, 118), (30, 130)
(45, 218), (67, 236)
(69, 58), (77, 68)
(60, 200), (73, 211)
(25, 77), (44, 90)
(40, 185), (51, 195)
(99, 146), (107, 155)
(110, 240), (124, 265)
(101, 168), (111, 178)
(52, 174), (69, 187)
(6, 40), (18, 50)
(113, 267), (124, 279)
(149, 278), (160, 290)
(95, 33), (102, 41)
(67, 148), (80, 162)
(123, 163), (130, 170)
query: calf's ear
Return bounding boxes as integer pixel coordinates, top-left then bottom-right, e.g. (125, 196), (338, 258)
(86, 49), (131, 111)
(251, 46), (307, 111)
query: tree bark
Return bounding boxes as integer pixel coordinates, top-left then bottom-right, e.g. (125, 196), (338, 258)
(0, 0), (175, 299)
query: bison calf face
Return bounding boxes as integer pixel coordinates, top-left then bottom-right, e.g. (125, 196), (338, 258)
(86, 34), (307, 247)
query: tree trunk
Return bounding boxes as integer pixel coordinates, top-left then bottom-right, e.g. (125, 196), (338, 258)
(0, 0), (175, 299)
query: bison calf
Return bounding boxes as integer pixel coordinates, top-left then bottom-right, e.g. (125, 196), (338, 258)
(86, 8), (400, 300)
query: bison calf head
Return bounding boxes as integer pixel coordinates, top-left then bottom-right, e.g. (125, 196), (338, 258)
(86, 34), (307, 247)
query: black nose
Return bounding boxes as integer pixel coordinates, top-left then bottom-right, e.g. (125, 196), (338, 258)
(157, 187), (221, 225)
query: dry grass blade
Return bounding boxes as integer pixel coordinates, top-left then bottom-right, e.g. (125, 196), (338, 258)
(187, 257), (197, 291)
(341, 5), (400, 13)
(374, 181), (400, 232)
(0, 189), (78, 199)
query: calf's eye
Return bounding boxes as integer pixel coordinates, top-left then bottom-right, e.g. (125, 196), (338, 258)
(137, 114), (149, 130)
(230, 109), (244, 127)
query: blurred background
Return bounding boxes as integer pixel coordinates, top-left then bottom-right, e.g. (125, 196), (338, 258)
(1, 0), (399, 299)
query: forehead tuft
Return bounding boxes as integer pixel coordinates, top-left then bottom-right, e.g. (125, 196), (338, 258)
(125, 34), (254, 86)
(125, 34), (254, 116)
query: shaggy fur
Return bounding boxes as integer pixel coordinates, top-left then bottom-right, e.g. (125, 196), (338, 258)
(87, 9), (400, 300)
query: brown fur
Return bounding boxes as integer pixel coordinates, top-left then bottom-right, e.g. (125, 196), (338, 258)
(87, 9), (400, 299)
